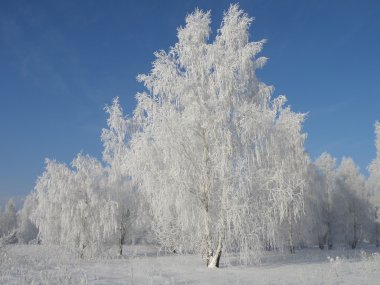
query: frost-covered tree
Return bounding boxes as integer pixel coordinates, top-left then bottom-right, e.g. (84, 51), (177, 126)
(274, 106), (309, 254)
(17, 193), (38, 243)
(31, 156), (118, 257)
(102, 97), (130, 256)
(335, 157), (369, 249)
(368, 121), (380, 246)
(129, 4), (308, 267)
(293, 164), (326, 249)
(0, 198), (17, 237)
(101, 97), (145, 255)
(29, 98), (144, 257)
(315, 152), (337, 249)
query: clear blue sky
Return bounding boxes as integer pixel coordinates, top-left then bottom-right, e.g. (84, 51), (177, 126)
(0, 0), (379, 206)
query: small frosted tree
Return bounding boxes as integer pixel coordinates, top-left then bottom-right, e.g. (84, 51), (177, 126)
(273, 106), (309, 254)
(101, 97), (143, 255)
(30, 98), (142, 257)
(32, 156), (118, 257)
(315, 152), (337, 249)
(368, 121), (380, 246)
(295, 164), (327, 249)
(0, 198), (17, 237)
(130, 4), (308, 267)
(32, 160), (71, 245)
(335, 157), (368, 249)
(17, 193), (38, 243)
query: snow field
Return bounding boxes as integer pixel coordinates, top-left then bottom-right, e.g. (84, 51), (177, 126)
(1, 244), (380, 285)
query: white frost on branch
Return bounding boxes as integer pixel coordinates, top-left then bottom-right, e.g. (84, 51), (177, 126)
(129, 4), (309, 266)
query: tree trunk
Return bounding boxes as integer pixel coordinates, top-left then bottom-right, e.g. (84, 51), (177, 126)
(207, 236), (223, 268)
(352, 214), (358, 249)
(288, 210), (295, 254)
(204, 222), (213, 267)
(119, 209), (130, 257)
(80, 243), (86, 259)
(265, 239), (273, 251)
(318, 236), (324, 250)
(327, 187), (333, 250)
(327, 221), (333, 249)
(119, 227), (124, 256)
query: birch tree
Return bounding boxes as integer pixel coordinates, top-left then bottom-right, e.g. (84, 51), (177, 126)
(31, 156), (118, 257)
(17, 192), (38, 243)
(0, 198), (17, 237)
(368, 121), (380, 246)
(336, 157), (367, 249)
(296, 164), (327, 249)
(315, 152), (337, 249)
(129, 4), (308, 267)
(101, 97), (142, 255)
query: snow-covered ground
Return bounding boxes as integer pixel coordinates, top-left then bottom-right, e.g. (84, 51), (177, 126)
(1, 244), (380, 284)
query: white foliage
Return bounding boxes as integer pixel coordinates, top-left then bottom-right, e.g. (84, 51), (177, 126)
(368, 122), (380, 214)
(101, 98), (147, 251)
(0, 199), (17, 238)
(335, 157), (369, 248)
(31, 156), (118, 257)
(368, 122), (380, 244)
(129, 4), (309, 265)
(314, 152), (337, 248)
(17, 193), (38, 243)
